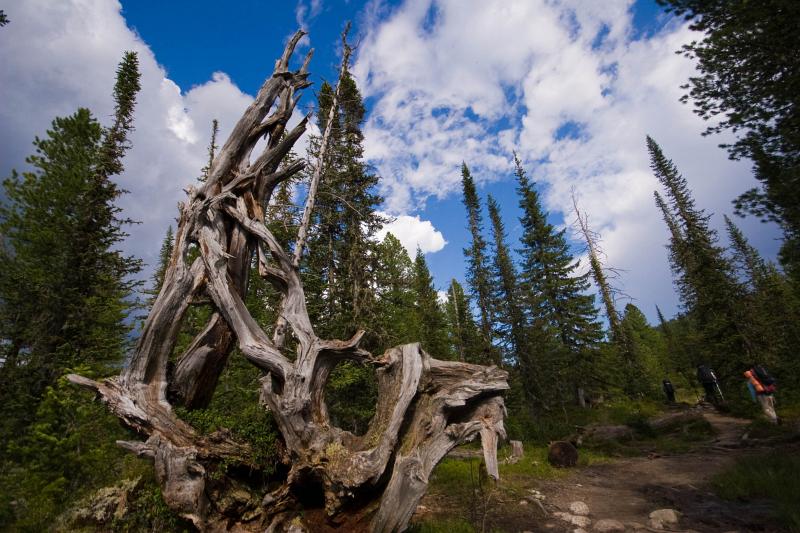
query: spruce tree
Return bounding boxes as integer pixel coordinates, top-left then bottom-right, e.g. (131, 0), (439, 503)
(487, 194), (526, 367)
(411, 248), (452, 359)
(374, 233), (418, 348)
(151, 226), (174, 300)
(302, 71), (383, 434)
(724, 216), (800, 382)
(572, 191), (647, 396)
(0, 52), (142, 429)
(304, 72), (384, 344)
(516, 157), (602, 405)
(0, 52), (143, 527)
(649, 136), (751, 382)
(460, 163), (497, 365)
(444, 279), (483, 364)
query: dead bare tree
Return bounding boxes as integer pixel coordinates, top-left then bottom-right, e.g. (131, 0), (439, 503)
(68, 30), (507, 533)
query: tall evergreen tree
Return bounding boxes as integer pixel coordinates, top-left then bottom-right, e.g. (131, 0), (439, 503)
(649, 136), (751, 381)
(657, 0), (800, 281)
(572, 192), (647, 395)
(0, 53), (142, 431)
(515, 157), (602, 405)
(0, 52), (143, 527)
(412, 248), (452, 359)
(374, 233), (418, 348)
(486, 194), (526, 367)
(460, 163), (497, 365)
(304, 72), (384, 345)
(444, 279), (483, 364)
(724, 216), (800, 381)
(301, 70), (384, 434)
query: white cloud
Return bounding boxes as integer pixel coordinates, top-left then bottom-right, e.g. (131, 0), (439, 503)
(377, 214), (447, 257)
(0, 0), (271, 284)
(354, 0), (781, 318)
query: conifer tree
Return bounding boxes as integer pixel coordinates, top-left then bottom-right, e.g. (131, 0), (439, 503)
(304, 71), (384, 344)
(487, 194), (526, 366)
(374, 233), (418, 347)
(0, 52), (142, 429)
(0, 52), (143, 527)
(411, 248), (452, 359)
(152, 226), (174, 297)
(649, 136), (751, 381)
(572, 192), (647, 396)
(516, 157), (602, 404)
(444, 279), (483, 363)
(460, 163), (497, 365)
(724, 216), (800, 381)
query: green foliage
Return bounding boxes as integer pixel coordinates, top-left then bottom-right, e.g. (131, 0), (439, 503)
(409, 518), (477, 533)
(324, 361), (378, 435)
(713, 452), (800, 531)
(303, 72), (385, 347)
(374, 233), (419, 347)
(650, 137), (750, 386)
(175, 354), (280, 468)
(0, 53), (143, 531)
(0, 370), (160, 531)
(443, 279), (484, 363)
(487, 193), (527, 369)
(515, 157), (602, 406)
(412, 248), (452, 359)
(658, 0), (800, 280)
(460, 163), (497, 364)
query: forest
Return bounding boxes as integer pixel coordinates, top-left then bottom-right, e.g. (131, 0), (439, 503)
(0, 1), (799, 532)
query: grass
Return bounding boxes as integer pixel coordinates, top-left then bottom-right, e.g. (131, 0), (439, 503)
(408, 517), (477, 533)
(712, 452), (800, 532)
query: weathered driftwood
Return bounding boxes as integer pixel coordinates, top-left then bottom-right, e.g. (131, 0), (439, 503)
(68, 30), (508, 533)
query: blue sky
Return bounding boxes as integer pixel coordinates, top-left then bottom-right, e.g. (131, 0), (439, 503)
(0, 0), (782, 324)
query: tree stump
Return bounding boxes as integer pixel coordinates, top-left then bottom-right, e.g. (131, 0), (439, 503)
(547, 441), (578, 468)
(67, 30), (508, 533)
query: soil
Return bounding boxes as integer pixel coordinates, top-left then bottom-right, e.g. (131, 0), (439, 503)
(415, 409), (795, 533)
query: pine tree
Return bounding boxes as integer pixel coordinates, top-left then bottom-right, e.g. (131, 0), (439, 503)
(649, 136), (751, 382)
(0, 52), (143, 527)
(301, 70), (384, 434)
(374, 233), (418, 348)
(304, 72), (385, 344)
(724, 216), (800, 383)
(516, 157), (602, 405)
(460, 163), (498, 365)
(411, 248), (452, 359)
(444, 279), (483, 364)
(486, 194), (526, 367)
(151, 226), (174, 300)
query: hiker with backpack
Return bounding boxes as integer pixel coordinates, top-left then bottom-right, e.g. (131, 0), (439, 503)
(744, 365), (778, 424)
(662, 378), (676, 404)
(697, 364), (722, 405)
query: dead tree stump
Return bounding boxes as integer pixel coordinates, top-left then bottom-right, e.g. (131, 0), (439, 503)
(67, 30), (508, 533)
(547, 441), (578, 468)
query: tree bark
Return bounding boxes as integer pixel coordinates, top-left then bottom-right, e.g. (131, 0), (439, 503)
(68, 30), (507, 533)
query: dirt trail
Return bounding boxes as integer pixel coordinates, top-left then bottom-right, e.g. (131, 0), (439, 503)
(534, 411), (782, 532)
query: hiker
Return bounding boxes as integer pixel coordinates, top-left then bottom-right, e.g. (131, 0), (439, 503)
(697, 364), (721, 404)
(662, 378), (676, 403)
(744, 365), (778, 424)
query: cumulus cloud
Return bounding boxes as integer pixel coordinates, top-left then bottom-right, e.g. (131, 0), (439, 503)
(377, 214), (447, 257)
(353, 0), (781, 317)
(0, 0), (266, 282)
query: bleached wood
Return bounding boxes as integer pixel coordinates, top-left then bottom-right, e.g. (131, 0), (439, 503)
(69, 29), (508, 533)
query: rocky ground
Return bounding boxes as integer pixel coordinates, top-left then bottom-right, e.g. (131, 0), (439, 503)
(416, 407), (797, 533)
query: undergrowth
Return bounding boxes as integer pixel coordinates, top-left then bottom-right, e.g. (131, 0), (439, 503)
(713, 451), (800, 532)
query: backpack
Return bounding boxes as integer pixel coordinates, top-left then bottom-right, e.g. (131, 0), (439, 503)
(753, 365), (776, 390)
(698, 365), (716, 384)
